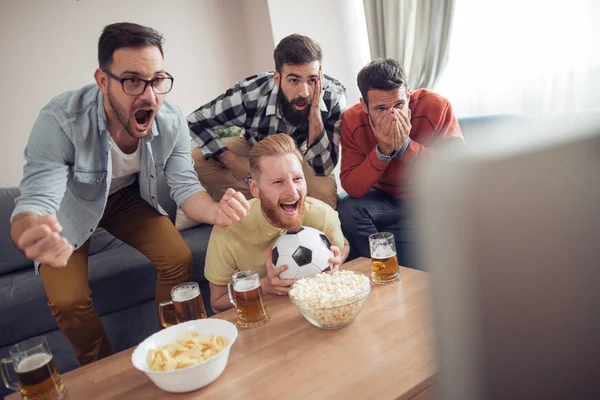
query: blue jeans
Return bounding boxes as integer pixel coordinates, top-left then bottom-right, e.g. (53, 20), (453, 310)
(337, 189), (418, 270)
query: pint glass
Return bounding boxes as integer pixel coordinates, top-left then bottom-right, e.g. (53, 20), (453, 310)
(1, 336), (66, 400)
(159, 282), (207, 328)
(228, 270), (269, 328)
(369, 232), (400, 284)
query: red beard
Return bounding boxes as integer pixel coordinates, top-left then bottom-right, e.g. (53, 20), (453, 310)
(260, 194), (305, 232)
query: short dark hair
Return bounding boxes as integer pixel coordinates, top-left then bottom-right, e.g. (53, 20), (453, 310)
(273, 34), (322, 72)
(357, 58), (407, 105)
(98, 22), (164, 69)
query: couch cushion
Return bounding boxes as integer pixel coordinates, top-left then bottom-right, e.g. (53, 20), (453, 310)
(86, 244), (158, 316)
(0, 241), (157, 348)
(156, 172), (177, 223)
(0, 269), (58, 348)
(182, 224), (213, 284)
(458, 115), (530, 143)
(0, 187), (34, 275)
(175, 208), (203, 232)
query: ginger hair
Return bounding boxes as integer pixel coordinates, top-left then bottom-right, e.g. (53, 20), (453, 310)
(249, 134), (303, 180)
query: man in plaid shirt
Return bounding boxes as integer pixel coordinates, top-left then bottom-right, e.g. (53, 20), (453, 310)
(188, 34), (347, 209)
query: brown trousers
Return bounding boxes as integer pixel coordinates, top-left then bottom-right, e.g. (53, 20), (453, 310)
(39, 183), (192, 366)
(193, 136), (339, 209)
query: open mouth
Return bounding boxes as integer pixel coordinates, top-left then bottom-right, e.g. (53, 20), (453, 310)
(134, 109), (154, 131)
(279, 200), (299, 215)
(293, 102), (307, 109)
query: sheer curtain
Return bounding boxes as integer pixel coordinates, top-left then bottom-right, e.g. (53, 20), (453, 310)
(363, 0), (455, 89)
(435, 0), (600, 118)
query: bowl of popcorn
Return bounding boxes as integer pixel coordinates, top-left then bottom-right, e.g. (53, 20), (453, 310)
(131, 319), (237, 393)
(288, 270), (371, 329)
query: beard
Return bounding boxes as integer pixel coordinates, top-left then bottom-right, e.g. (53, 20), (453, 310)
(107, 85), (156, 139)
(260, 192), (305, 232)
(278, 84), (311, 126)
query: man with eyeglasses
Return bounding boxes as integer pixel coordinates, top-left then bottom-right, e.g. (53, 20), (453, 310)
(9, 22), (250, 366)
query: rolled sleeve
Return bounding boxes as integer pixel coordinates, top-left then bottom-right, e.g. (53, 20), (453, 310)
(12, 109), (72, 222)
(165, 113), (206, 207)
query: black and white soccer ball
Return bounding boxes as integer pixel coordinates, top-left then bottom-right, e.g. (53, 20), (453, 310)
(272, 226), (334, 280)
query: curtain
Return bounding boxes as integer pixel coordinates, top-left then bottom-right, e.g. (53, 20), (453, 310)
(363, 0), (455, 89)
(434, 0), (600, 118)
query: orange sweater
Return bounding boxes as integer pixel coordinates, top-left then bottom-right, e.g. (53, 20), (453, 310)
(340, 89), (464, 199)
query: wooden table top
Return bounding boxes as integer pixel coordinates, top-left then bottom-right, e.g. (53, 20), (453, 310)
(6, 258), (436, 400)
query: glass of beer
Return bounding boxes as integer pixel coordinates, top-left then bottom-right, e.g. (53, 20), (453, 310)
(369, 232), (400, 284)
(159, 282), (208, 328)
(228, 270), (269, 328)
(1, 336), (66, 400)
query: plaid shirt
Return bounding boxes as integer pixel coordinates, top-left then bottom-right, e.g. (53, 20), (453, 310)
(188, 72), (347, 176)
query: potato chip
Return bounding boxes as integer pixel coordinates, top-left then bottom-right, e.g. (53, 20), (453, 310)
(147, 332), (228, 371)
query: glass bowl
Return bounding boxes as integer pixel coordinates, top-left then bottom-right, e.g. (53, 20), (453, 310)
(289, 272), (371, 330)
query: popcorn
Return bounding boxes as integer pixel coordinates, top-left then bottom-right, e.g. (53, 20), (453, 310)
(289, 270), (371, 329)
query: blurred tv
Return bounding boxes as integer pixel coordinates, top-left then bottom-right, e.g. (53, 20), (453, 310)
(416, 113), (600, 400)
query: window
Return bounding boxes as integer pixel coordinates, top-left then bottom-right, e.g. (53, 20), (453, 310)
(435, 0), (600, 118)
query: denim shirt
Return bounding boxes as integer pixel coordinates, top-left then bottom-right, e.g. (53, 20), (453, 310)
(11, 84), (204, 270)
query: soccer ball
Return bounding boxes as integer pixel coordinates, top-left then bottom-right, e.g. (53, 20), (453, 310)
(272, 226), (334, 280)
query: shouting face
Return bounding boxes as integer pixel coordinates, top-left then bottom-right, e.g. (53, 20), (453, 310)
(250, 152), (307, 232)
(96, 45), (169, 139)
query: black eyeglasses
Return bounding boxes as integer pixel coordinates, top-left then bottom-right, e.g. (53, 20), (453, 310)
(103, 69), (174, 96)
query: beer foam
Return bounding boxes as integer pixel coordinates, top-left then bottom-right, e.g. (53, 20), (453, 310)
(233, 279), (260, 293)
(372, 249), (396, 259)
(172, 285), (200, 302)
(16, 353), (52, 373)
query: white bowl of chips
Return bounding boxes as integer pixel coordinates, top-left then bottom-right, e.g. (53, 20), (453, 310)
(131, 319), (238, 393)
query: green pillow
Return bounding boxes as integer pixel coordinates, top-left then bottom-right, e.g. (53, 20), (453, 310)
(216, 126), (243, 138)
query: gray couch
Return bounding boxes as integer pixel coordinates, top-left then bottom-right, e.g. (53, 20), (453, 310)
(0, 174), (215, 398)
(458, 114), (529, 143)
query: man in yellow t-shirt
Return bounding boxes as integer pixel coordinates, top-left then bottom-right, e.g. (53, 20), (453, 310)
(205, 134), (349, 312)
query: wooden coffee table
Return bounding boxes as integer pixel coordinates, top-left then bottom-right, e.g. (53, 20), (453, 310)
(7, 257), (436, 400)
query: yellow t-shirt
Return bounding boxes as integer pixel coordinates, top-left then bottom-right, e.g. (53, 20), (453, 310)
(204, 197), (345, 285)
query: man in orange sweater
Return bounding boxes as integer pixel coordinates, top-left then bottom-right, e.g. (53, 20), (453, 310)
(338, 58), (464, 269)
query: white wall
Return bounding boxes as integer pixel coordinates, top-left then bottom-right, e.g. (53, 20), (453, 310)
(0, 0), (266, 187)
(267, 0), (371, 105)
